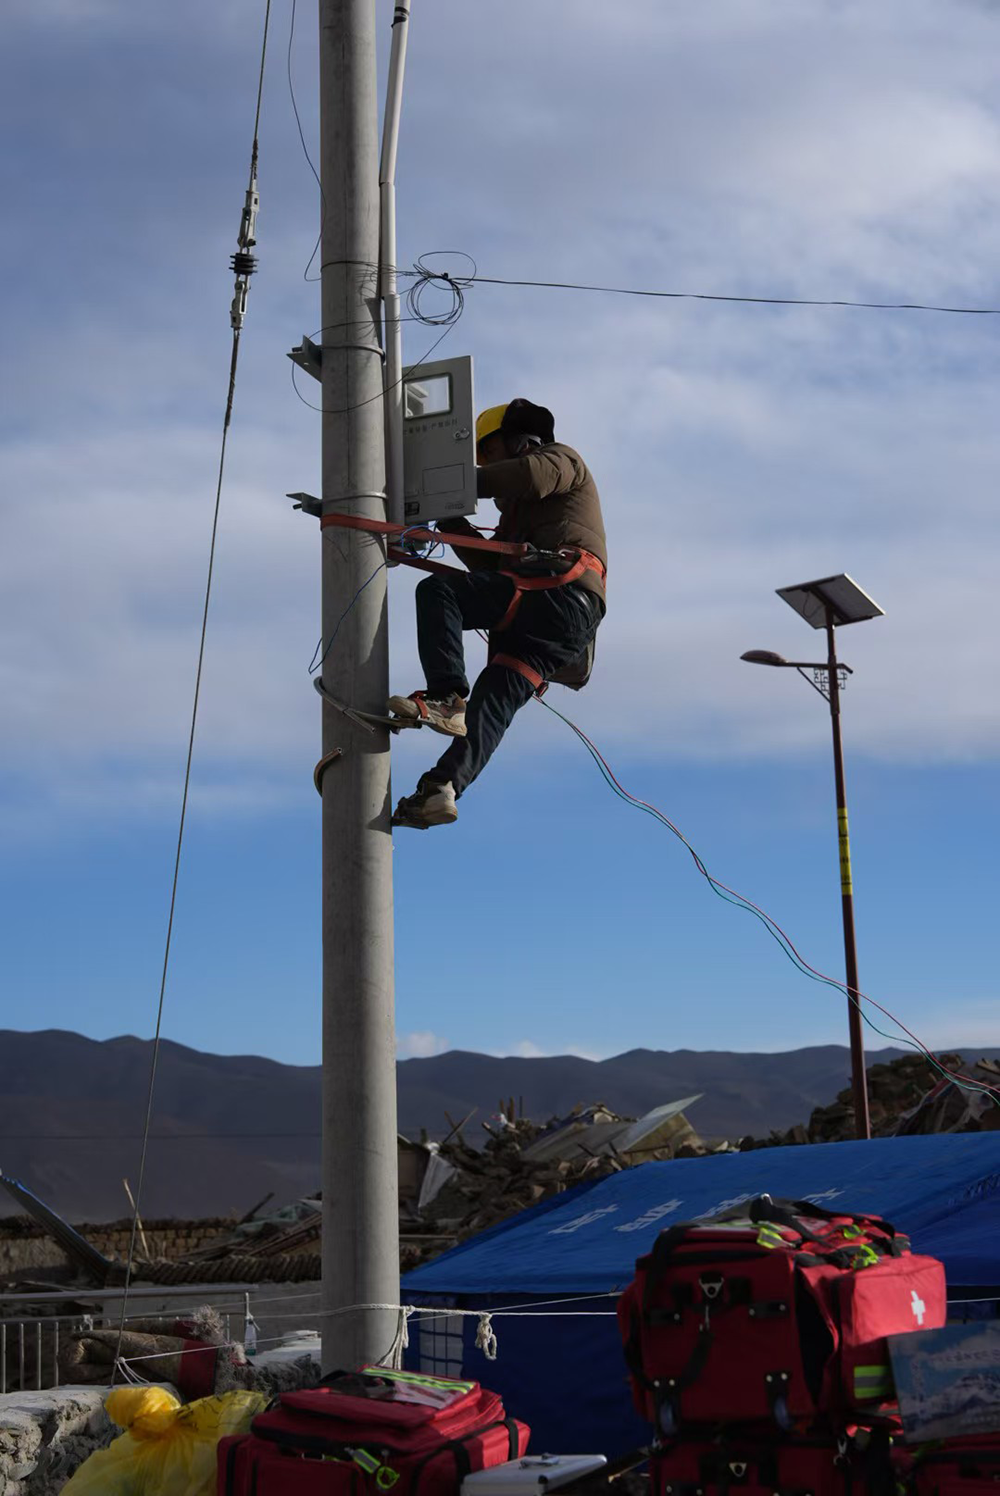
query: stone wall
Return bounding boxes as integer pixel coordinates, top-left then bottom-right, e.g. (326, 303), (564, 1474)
(0, 1217), (233, 1276)
(0, 1385), (121, 1494)
(0, 1238), (65, 1277)
(0, 1338), (321, 1492)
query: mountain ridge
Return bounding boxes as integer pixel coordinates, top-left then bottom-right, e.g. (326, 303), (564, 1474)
(1, 1030), (994, 1219)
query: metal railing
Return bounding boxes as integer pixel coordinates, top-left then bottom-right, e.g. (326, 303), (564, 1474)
(1, 1313), (83, 1394)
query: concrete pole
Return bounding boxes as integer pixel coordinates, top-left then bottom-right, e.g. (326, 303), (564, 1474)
(318, 0), (400, 1369)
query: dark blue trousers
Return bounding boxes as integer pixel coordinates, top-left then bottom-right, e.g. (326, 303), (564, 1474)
(416, 571), (603, 797)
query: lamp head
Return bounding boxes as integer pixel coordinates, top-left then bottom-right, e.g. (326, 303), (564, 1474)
(740, 649), (789, 667)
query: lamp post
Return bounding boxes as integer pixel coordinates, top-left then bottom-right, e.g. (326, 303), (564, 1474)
(741, 574), (885, 1142)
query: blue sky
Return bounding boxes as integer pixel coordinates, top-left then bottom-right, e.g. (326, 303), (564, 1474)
(2, 0), (998, 1068)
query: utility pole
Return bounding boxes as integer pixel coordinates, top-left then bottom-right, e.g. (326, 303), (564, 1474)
(318, 0), (399, 1368)
(741, 573), (883, 1142)
(824, 610), (872, 1141)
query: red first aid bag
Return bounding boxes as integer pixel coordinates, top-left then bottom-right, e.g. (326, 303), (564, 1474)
(651, 1428), (898, 1496)
(908, 1438), (1000, 1496)
(218, 1367), (530, 1496)
(618, 1195), (946, 1432)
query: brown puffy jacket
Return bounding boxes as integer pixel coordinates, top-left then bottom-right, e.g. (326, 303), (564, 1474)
(472, 441), (608, 606)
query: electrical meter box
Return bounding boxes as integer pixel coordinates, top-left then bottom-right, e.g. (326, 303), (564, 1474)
(402, 355), (477, 524)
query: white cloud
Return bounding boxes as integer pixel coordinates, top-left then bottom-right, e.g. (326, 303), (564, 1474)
(2, 0), (1000, 833)
(495, 1041), (605, 1062)
(397, 1030), (450, 1059)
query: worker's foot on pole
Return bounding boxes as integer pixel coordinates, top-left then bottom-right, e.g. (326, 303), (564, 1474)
(392, 776), (458, 830)
(389, 688), (470, 736)
(387, 691), (467, 737)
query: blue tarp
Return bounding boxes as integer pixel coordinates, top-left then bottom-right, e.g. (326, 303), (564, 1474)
(402, 1135), (1000, 1455)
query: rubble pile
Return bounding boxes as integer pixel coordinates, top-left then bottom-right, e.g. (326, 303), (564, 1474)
(739, 1052), (1000, 1149)
(134, 1196), (325, 1283)
(423, 1114), (623, 1238)
(5, 1060), (999, 1333)
(91, 1100), (715, 1277)
(0, 1386), (118, 1496)
(143, 1248), (323, 1284)
(809, 1052), (966, 1141)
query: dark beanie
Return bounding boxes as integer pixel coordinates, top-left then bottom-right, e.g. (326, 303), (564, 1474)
(501, 398), (555, 445)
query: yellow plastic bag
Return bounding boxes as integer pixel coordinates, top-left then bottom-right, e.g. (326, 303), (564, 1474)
(63, 1384), (268, 1496)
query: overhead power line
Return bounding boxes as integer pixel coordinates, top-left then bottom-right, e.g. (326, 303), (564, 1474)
(0, 1132), (322, 1142)
(110, 0), (274, 1386)
(537, 695), (998, 1106)
(400, 265), (1000, 318)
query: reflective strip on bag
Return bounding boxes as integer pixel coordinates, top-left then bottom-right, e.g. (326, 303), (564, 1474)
(374, 1368), (475, 1396)
(756, 1225), (786, 1250)
(351, 1450), (383, 1475)
(854, 1363), (893, 1399)
(349, 1449), (400, 1489)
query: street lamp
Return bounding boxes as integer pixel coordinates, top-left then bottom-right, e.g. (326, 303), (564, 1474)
(741, 573), (884, 1142)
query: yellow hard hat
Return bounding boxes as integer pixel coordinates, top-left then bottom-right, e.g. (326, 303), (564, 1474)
(475, 403), (509, 446)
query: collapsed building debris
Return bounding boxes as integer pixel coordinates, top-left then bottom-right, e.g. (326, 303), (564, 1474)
(409, 1096), (725, 1249)
(0, 1384), (120, 1496)
(739, 1051), (1000, 1149)
(5, 1060), (998, 1347)
(0, 1175), (114, 1286)
(1, 1097), (709, 1310)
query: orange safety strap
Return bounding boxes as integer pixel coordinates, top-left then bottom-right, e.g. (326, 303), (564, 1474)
(386, 547), (465, 579)
(493, 550), (606, 633)
(320, 511), (530, 560)
(319, 511), (606, 640)
(490, 653), (546, 695)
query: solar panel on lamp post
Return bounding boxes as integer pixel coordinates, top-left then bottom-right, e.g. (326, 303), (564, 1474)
(741, 574), (885, 1142)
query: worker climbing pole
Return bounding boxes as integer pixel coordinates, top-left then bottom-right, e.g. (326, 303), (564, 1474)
(395, 398), (607, 826)
(318, 398), (608, 829)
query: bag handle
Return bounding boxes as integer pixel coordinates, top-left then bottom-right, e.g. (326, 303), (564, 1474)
(749, 1195), (898, 1239)
(317, 1369), (397, 1397)
(750, 1196), (904, 1262)
(640, 1196), (900, 1311)
(642, 1203), (826, 1306)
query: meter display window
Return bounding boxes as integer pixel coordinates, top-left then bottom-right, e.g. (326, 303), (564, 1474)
(403, 373), (452, 421)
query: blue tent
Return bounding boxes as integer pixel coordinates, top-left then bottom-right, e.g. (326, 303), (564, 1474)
(402, 1135), (1000, 1455)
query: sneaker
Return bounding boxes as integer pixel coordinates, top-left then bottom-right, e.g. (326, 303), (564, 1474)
(392, 776), (458, 830)
(387, 691), (467, 738)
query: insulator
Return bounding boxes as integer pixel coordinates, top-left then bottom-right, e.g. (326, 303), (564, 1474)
(230, 251), (259, 278)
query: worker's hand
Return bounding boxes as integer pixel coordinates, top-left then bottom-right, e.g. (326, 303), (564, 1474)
(434, 515), (479, 538)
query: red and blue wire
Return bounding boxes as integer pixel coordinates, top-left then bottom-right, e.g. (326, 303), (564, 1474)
(309, 527), (446, 675)
(537, 695), (997, 1106)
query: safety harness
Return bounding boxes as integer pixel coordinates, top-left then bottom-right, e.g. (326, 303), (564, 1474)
(320, 511), (606, 695)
